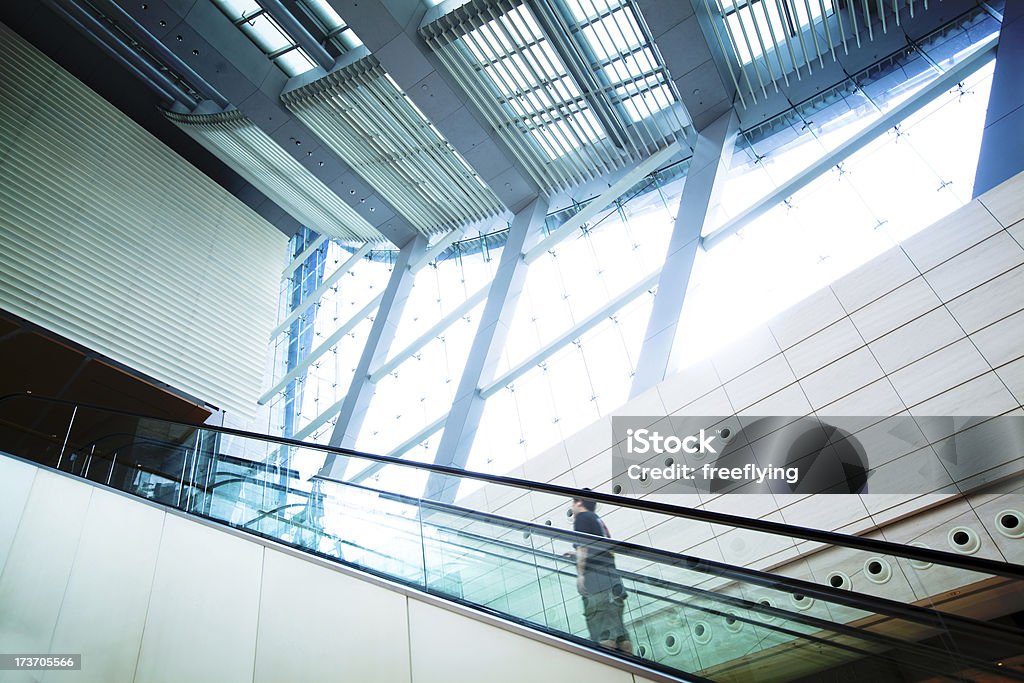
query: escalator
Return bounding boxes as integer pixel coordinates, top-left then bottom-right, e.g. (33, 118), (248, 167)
(0, 393), (1022, 682)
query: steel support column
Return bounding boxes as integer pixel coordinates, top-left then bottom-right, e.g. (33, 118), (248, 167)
(630, 111), (737, 398)
(424, 198), (549, 503)
(321, 234), (428, 476)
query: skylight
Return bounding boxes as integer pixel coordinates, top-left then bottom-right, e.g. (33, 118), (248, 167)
(210, 0), (320, 76)
(461, 3), (605, 160)
(294, 0), (364, 52)
(721, 0), (832, 64)
(563, 0), (676, 123)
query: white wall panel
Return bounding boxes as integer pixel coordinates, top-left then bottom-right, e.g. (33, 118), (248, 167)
(945, 264), (1024, 333)
(43, 489), (164, 683)
(869, 307), (964, 374)
(888, 339), (989, 408)
(408, 600), (633, 683)
(971, 309), (1024, 367)
(849, 277), (942, 342)
(783, 317), (863, 378)
(830, 247), (918, 312)
(135, 516), (262, 683)
(767, 287), (848, 349)
(996, 357), (1024, 404)
(0, 24), (286, 420)
(0, 471), (91, 659)
(976, 169), (1024, 227)
(900, 200), (1003, 273)
(254, 549), (411, 683)
(0, 456), (35, 577)
(922, 230), (1024, 301)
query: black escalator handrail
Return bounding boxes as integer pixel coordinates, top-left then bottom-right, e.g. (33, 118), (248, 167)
(3, 392), (1023, 582)
(321, 474), (1024, 646)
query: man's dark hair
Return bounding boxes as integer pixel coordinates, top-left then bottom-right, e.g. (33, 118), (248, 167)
(573, 496), (597, 512)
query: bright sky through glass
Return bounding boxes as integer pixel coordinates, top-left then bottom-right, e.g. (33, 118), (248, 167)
(462, 4), (605, 160)
(211, 0), (322, 76)
(566, 0), (675, 122)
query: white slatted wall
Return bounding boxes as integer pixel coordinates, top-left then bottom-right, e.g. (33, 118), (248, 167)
(0, 22), (286, 420)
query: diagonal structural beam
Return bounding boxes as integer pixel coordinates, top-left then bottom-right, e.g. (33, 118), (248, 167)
(524, 140), (684, 264)
(702, 36), (998, 249)
(480, 270), (662, 400)
(271, 242), (372, 339)
(259, 227), (466, 405)
(320, 234), (428, 476)
(282, 233), (329, 278)
(424, 198), (549, 503)
(630, 110), (737, 398)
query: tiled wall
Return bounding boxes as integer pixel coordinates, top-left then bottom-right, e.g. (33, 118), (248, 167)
(467, 169), (1024, 576)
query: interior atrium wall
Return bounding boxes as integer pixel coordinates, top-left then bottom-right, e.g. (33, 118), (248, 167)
(0, 23), (287, 421)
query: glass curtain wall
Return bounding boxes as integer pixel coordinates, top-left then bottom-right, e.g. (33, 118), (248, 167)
(670, 20), (997, 370)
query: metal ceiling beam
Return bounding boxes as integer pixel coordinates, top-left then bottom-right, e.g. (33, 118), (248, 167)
(90, 0), (230, 108)
(82, 0), (421, 247)
(261, 0), (335, 69)
(634, 0), (735, 130)
(42, 0), (197, 108)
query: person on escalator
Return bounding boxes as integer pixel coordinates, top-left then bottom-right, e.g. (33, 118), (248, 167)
(571, 494), (632, 655)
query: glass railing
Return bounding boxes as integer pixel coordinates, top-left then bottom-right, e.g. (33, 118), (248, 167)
(1, 393), (1022, 682)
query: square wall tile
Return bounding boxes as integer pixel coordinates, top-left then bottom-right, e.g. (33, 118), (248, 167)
(869, 307), (964, 374)
(768, 287), (848, 349)
(738, 382), (813, 417)
(945, 263), (1024, 333)
(923, 230), (1024, 301)
(901, 200), (1004, 272)
(888, 339), (990, 408)
(995, 356), (1024, 406)
(710, 324), (781, 383)
(977, 169), (1024, 226)
(674, 386), (734, 416)
(723, 354), (796, 411)
(850, 277), (942, 342)
(1009, 220), (1024, 248)
(816, 377), (906, 417)
(967, 309), (1024, 369)
(831, 247), (919, 312)
(800, 347), (885, 409)
(658, 359), (721, 414)
(784, 317), (864, 378)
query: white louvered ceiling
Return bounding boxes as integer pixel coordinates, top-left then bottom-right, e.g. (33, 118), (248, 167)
(282, 52), (507, 237)
(420, 0), (689, 194)
(165, 108), (383, 243)
(703, 0), (940, 106)
(0, 23), (286, 421)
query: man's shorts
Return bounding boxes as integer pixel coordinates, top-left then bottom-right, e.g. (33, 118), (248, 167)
(582, 587), (629, 644)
